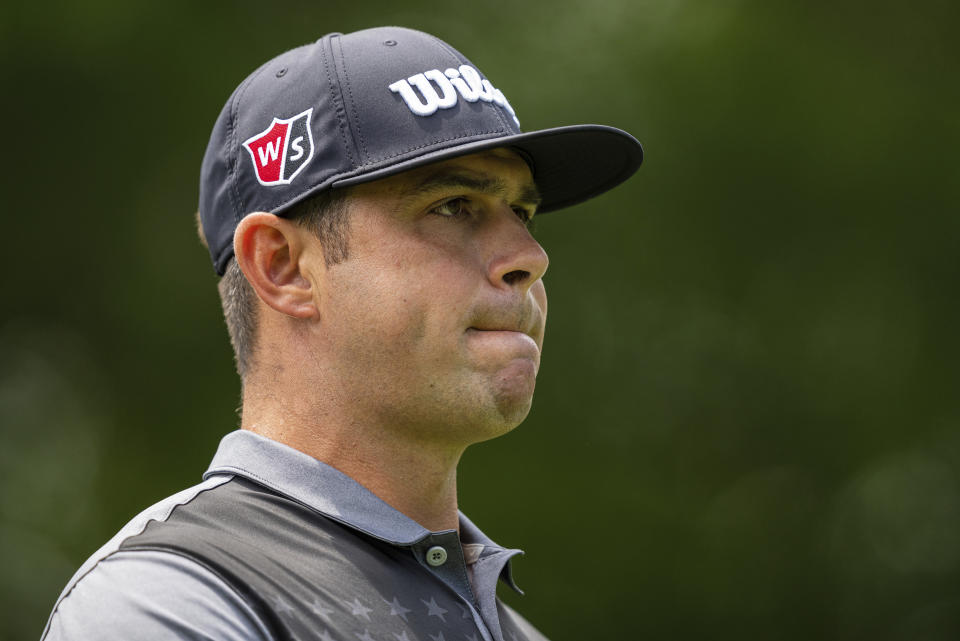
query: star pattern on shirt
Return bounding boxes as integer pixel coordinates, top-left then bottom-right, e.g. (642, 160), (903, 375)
(385, 596), (413, 622)
(276, 588), (489, 640)
(346, 597), (373, 621)
(422, 596), (448, 622)
(271, 592), (496, 641)
(311, 598), (334, 621)
(274, 595), (296, 615)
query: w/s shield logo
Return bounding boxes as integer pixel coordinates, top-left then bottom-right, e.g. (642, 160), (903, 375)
(242, 109), (314, 186)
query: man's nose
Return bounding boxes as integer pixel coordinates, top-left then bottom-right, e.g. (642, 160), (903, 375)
(486, 206), (549, 293)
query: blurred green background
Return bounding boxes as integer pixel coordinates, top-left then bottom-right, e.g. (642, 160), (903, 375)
(1, 0), (958, 638)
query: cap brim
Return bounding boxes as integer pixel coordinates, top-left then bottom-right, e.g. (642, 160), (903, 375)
(333, 124), (643, 213)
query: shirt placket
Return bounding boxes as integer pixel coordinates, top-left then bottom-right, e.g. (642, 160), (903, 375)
(410, 532), (522, 641)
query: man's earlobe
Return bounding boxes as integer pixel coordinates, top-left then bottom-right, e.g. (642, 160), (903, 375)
(233, 213), (318, 319)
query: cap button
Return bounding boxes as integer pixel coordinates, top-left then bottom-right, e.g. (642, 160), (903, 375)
(425, 545), (448, 567)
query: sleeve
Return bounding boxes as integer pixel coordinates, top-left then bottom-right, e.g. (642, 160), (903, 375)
(499, 601), (552, 641)
(43, 549), (274, 641)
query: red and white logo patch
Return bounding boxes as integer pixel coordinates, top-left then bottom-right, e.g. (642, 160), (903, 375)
(242, 108), (315, 186)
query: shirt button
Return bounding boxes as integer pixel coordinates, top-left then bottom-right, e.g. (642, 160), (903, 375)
(426, 545), (448, 567)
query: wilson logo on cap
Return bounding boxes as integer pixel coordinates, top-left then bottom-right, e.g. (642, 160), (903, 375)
(242, 109), (315, 186)
(389, 65), (519, 127)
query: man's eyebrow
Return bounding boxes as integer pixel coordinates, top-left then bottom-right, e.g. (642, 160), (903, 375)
(518, 183), (542, 208)
(402, 168), (543, 208)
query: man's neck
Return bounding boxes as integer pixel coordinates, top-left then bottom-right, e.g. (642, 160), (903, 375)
(241, 404), (466, 533)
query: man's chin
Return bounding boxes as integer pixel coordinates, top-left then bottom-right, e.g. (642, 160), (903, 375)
(488, 359), (538, 426)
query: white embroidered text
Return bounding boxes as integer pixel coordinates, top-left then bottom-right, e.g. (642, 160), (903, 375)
(388, 65), (519, 127)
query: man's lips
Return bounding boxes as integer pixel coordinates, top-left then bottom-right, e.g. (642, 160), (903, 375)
(466, 327), (541, 353)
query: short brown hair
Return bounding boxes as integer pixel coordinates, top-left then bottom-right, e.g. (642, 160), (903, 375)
(199, 189), (350, 381)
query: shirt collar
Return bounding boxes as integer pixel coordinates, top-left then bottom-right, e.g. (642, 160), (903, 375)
(202, 429), (522, 568)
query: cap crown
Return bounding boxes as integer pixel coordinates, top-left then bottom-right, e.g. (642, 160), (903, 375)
(200, 27), (522, 275)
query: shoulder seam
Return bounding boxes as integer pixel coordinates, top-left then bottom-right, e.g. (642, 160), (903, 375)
(41, 475), (234, 639)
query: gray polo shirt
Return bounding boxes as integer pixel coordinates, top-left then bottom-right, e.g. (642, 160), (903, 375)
(42, 430), (548, 641)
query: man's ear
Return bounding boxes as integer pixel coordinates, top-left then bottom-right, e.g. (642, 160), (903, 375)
(233, 212), (318, 319)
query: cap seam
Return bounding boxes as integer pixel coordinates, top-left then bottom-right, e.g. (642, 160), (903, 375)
(229, 62), (274, 227)
(332, 35), (369, 163)
(321, 35), (356, 169)
(226, 83), (246, 233)
(220, 63), (270, 271)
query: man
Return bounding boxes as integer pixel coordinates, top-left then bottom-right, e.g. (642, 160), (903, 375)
(42, 26), (642, 641)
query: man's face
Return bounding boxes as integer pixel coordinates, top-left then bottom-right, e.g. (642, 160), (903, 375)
(304, 148), (548, 445)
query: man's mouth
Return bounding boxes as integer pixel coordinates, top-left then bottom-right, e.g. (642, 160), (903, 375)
(466, 327), (540, 353)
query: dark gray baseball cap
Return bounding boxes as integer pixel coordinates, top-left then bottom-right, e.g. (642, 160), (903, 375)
(199, 26), (643, 275)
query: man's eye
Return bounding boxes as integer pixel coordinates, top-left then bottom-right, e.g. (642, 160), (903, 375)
(432, 198), (471, 218)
